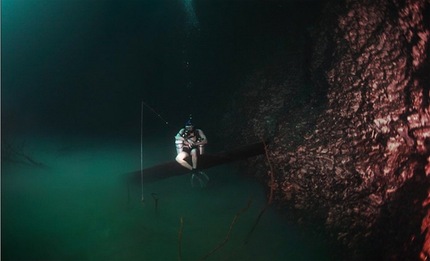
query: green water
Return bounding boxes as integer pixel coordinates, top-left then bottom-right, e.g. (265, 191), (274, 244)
(2, 135), (331, 260)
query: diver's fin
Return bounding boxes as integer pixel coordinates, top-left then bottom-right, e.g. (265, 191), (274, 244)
(190, 170), (209, 188)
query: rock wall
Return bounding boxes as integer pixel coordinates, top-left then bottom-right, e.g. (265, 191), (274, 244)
(225, 0), (430, 259)
(284, 0), (430, 259)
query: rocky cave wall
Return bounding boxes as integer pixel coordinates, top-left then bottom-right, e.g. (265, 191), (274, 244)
(224, 0), (430, 260)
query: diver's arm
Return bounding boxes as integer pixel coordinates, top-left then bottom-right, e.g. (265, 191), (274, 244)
(195, 129), (208, 146)
(175, 129), (186, 141)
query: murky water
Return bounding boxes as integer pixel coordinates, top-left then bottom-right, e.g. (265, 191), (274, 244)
(2, 135), (331, 260)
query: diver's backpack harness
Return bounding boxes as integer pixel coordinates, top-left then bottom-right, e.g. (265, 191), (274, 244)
(181, 128), (203, 149)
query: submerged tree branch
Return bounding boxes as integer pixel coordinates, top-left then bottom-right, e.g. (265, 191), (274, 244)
(2, 142), (46, 168)
(178, 217), (184, 261)
(200, 199), (253, 260)
(262, 139), (275, 205)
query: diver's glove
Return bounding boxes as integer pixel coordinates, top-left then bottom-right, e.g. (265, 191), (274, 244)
(190, 169), (209, 188)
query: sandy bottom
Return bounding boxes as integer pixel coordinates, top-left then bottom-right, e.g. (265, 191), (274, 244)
(2, 134), (331, 260)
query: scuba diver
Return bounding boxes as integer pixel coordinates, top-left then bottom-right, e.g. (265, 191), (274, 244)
(175, 117), (209, 187)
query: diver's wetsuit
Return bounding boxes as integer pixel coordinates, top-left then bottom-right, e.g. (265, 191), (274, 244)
(175, 125), (208, 187)
(175, 128), (206, 156)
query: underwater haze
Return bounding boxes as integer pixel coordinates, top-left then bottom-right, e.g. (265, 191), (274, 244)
(2, 0), (331, 260)
(2, 134), (331, 260)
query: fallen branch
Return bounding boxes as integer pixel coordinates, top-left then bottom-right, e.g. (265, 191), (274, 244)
(151, 193), (159, 212)
(2, 142), (46, 168)
(262, 139), (275, 205)
(178, 217), (184, 261)
(200, 199), (253, 260)
(243, 205), (268, 245)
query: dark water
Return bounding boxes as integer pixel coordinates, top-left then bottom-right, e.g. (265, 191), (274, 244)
(2, 134), (331, 260)
(1, 0), (326, 138)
